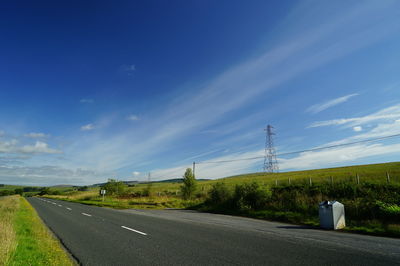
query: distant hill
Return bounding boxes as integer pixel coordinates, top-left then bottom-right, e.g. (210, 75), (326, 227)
(150, 178), (210, 183)
(50, 184), (75, 188)
(91, 178), (210, 186)
(91, 180), (139, 187)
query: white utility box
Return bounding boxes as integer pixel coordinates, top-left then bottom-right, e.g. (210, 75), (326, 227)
(319, 200), (345, 230)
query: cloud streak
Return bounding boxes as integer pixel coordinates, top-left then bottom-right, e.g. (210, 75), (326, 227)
(24, 132), (49, 138)
(80, 99), (94, 104)
(309, 104), (400, 128)
(306, 93), (358, 114)
(81, 124), (95, 131)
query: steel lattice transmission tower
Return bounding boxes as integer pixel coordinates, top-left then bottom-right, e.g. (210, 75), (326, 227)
(264, 125), (279, 173)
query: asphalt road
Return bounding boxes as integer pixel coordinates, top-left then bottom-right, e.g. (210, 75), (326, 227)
(27, 197), (400, 266)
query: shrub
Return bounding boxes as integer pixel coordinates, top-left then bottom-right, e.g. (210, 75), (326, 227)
(14, 188), (24, 196)
(78, 186), (89, 191)
(233, 182), (271, 211)
(208, 182), (232, 207)
(142, 182), (153, 197)
(38, 187), (50, 196)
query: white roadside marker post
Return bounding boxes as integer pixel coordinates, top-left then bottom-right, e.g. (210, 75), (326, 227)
(101, 189), (106, 202)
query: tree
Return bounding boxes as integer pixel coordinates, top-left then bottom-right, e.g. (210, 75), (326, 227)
(78, 186), (89, 191)
(14, 188), (24, 196)
(180, 168), (197, 200)
(100, 179), (126, 196)
(39, 187), (50, 196)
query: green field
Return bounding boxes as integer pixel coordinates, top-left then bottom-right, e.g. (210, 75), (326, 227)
(0, 195), (74, 265)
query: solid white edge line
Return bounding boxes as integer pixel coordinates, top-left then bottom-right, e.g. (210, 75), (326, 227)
(81, 213), (92, 217)
(121, 226), (147, 236)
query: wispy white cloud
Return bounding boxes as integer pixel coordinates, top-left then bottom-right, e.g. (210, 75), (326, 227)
(306, 93), (358, 114)
(0, 140), (61, 154)
(132, 171), (140, 176)
(309, 104), (400, 128)
(279, 143), (400, 170)
(80, 124), (95, 131)
(353, 126), (362, 132)
(0, 165), (109, 186)
(24, 132), (49, 138)
(126, 114), (139, 121)
(19, 141), (61, 154)
(80, 98), (94, 104)
(120, 64), (136, 75)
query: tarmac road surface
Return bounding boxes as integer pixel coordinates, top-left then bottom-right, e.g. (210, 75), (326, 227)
(27, 197), (400, 265)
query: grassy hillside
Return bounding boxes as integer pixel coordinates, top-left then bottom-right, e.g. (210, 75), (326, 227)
(0, 195), (74, 265)
(124, 161), (400, 195)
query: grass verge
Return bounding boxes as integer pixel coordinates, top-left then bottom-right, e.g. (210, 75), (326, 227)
(0, 195), (74, 265)
(0, 196), (18, 266)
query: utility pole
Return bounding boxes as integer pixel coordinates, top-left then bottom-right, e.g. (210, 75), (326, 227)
(193, 162), (196, 178)
(264, 125), (279, 173)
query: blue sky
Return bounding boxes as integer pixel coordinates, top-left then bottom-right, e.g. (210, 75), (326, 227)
(1, 1), (400, 185)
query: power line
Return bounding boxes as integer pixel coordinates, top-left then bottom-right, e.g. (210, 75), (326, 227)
(196, 133), (400, 165)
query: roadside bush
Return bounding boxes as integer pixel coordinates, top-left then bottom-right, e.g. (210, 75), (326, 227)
(376, 201), (400, 222)
(142, 182), (153, 197)
(0, 190), (14, 196)
(233, 182), (272, 211)
(78, 186), (89, 191)
(208, 182), (232, 208)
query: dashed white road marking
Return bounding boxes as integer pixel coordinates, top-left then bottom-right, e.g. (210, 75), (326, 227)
(58, 204), (62, 207)
(52, 202), (57, 205)
(81, 213), (92, 217)
(66, 207), (72, 211)
(121, 226), (147, 236)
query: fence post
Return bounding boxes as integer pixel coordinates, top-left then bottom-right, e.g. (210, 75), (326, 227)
(356, 173), (360, 185)
(275, 179), (278, 186)
(288, 177), (291, 185)
(309, 177), (312, 186)
(386, 172), (391, 183)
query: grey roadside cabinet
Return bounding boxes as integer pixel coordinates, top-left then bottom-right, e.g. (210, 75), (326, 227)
(319, 201), (345, 230)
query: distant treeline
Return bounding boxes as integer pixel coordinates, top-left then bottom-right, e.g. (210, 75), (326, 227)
(0, 187), (63, 197)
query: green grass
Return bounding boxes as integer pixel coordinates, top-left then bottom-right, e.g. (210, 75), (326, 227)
(1, 196), (75, 266)
(122, 161), (400, 195)
(0, 196), (18, 265)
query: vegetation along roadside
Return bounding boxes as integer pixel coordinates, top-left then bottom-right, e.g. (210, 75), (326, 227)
(43, 162), (400, 237)
(0, 195), (74, 266)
